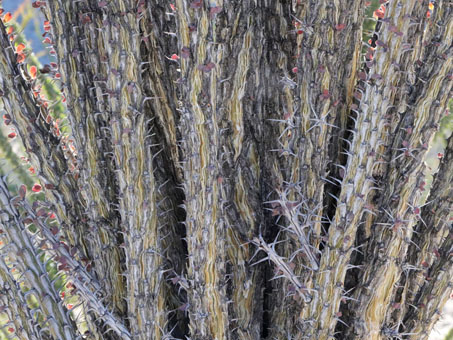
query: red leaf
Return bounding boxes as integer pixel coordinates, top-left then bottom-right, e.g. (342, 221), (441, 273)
(292, 67), (298, 73)
(181, 46), (190, 58)
(170, 53), (179, 60)
(80, 14), (91, 24)
(50, 225), (59, 235)
(210, 6), (222, 16)
(374, 10), (385, 19)
(375, 40), (388, 48)
(335, 23), (346, 31)
(190, 0), (202, 8)
(3, 12), (12, 23)
(8, 132), (16, 139)
(19, 184), (27, 198)
(40, 64), (51, 74)
(32, 184), (42, 193)
(188, 23), (197, 32)
(16, 53), (25, 63)
(30, 65), (37, 78)
(205, 62), (215, 71)
(23, 218), (33, 225)
(321, 89), (330, 99)
(198, 62), (216, 73)
(16, 43), (25, 53)
(43, 37), (52, 44)
(32, 1), (42, 8)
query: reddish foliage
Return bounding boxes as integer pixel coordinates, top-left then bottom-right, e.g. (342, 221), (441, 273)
(3, 12), (12, 23)
(181, 47), (190, 59)
(190, 0), (202, 9)
(40, 64), (51, 74)
(3, 113), (11, 125)
(358, 72), (367, 80)
(198, 62), (216, 72)
(50, 225), (59, 235)
(30, 65), (37, 78)
(210, 6), (222, 16)
(188, 23), (197, 32)
(80, 14), (91, 24)
(16, 53), (25, 63)
(32, 184), (42, 193)
(19, 184), (27, 198)
(321, 89), (330, 100)
(374, 5), (385, 19)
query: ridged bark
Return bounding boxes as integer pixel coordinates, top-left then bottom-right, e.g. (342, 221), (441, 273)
(0, 0), (452, 340)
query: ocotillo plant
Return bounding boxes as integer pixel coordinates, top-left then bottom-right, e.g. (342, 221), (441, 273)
(0, 0), (452, 340)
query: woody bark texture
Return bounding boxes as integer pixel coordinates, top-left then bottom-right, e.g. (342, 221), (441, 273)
(0, 0), (452, 340)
